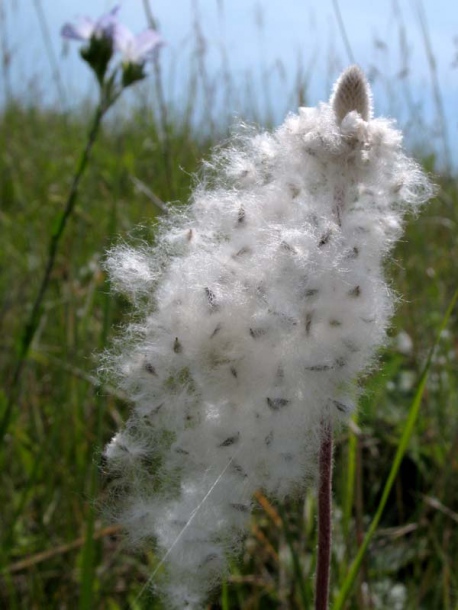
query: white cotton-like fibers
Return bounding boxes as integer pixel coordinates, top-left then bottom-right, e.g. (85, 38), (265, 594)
(102, 66), (434, 608)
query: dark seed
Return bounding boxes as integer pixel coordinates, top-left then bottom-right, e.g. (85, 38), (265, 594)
(266, 397), (290, 410)
(256, 283), (267, 299)
(230, 366), (238, 378)
(174, 447), (190, 455)
(230, 503), (250, 513)
(200, 553), (219, 567)
(249, 327), (266, 339)
(237, 207), (245, 224)
(144, 363), (157, 375)
(289, 184), (301, 199)
(305, 288), (319, 298)
(187, 228), (193, 241)
(348, 285), (361, 298)
(342, 339), (359, 352)
(318, 230), (332, 247)
(231, 462), (248, 478)
(305, 364), (332, 371)
(171, 519), (188, 528)
(173, 337), (182, 353)
(210, 324), (221, 338)
(329, 319), (342, 327)
(280, 241), (296, 253)
(219, 433), (240, 447)
(333, 400), (348, 413)
(347, 246), (359, 259)
(205, 287), (217, 308)
(305, 312), (313, 335)
(265, 431), (274, 446)
(233, 247), (251, 257)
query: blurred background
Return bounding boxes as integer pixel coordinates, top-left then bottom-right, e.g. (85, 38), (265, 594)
(3, 0), (458, 167)
(1, 1), (458, 609)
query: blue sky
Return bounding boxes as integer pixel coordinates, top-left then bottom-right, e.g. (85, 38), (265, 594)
(3, 0), (458, 165)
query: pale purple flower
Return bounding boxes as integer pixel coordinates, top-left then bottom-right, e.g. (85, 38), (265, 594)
(113, 23), (164, 64)
(61, 6), (120, 42)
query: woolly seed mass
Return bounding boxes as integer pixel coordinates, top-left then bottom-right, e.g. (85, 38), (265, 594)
(101, 66), (434, 608)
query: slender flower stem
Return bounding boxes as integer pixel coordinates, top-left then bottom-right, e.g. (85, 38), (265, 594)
(315, 419), (333, 610)
(0, 101), (108, 444)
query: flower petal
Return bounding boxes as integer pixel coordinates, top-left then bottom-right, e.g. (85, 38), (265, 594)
(61, 18), (94, 41)
(114, 26), (164, 63)
(131, 29), (165, 61)
(112, 22), (135, 55)
(95, 5), (121, 37)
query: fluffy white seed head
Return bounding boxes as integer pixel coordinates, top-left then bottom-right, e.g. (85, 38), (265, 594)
(101, 66), (434, 608)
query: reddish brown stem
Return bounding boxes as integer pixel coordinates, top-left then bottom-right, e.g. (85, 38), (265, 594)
(315, 420), (333, 610)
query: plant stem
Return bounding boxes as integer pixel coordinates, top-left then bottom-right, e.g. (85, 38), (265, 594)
(315, 419), (333, 610)
(0, 101), (107, 444)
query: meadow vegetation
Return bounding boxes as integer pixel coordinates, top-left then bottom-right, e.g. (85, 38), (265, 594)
(1, 2), (458, 608)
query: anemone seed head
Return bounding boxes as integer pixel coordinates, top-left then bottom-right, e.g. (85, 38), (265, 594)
(101, 65), (434, 609)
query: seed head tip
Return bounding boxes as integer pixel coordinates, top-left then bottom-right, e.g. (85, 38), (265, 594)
(331, 65), (372, 123)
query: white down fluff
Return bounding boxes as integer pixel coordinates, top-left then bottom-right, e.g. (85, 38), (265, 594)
(102, 66), (434, 608)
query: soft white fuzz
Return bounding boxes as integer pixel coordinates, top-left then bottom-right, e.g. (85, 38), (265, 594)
(102, 66), (433, 608)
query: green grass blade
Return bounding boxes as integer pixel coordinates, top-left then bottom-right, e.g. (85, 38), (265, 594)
(342, 414), (357, 542)
(277, 503), (310, 609)
(333, 288), (458, 610)
(221, 577), (230, 610)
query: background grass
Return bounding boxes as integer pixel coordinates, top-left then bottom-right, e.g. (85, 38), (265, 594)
(1, 2), (458, 609)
